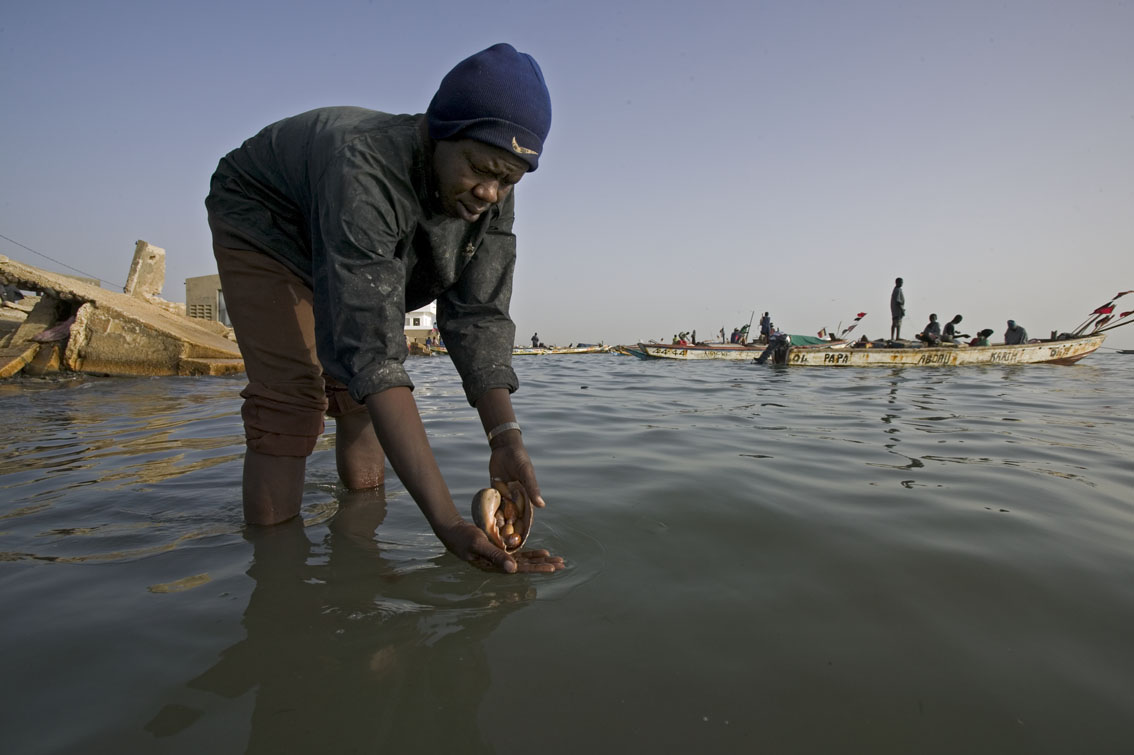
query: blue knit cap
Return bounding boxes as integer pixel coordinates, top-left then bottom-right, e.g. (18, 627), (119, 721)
(426, 43), (552, 172)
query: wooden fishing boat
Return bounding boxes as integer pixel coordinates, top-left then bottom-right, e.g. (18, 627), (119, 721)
(779, 334), (1105, 367)
(543, 344), (612, 355)
(636, 336), (843, 361)
(432, 344), (611, 356)
(636, 342), (767, 361)
(512, 344), (611, 355)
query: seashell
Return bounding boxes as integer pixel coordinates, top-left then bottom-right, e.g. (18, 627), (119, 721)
(471, 480), (533, 553)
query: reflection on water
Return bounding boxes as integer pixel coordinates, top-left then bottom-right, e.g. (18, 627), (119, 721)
(0, 376), (243, 489)
(2, 356), (1134, 753)
(146, 489), (534, 753)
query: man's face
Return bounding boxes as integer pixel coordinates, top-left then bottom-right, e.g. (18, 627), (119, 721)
(432, 139), (528, 223)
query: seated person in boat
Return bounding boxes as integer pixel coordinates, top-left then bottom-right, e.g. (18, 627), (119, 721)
(1004, 319), (1029, 345)
(916, 313), (942, 345)
(941, 314), (968, 343)
(969, 328), (994, 347)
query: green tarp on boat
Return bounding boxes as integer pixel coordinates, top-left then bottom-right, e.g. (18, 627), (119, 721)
(786, 334), (832, 346)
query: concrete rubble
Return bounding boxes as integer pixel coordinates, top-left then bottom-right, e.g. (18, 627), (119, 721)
(1, 240), (244, 378)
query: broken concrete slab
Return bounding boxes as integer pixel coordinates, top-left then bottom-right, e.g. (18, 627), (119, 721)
(124, 240), (166, 300)
(0, 254), (243, 377)
(24, 341), (63, 376)
(7, 295), (63, 346)
(180, 357), (246, 376)
(0, 343), (39, 379)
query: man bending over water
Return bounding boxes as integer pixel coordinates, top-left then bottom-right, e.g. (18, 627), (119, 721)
(205, 44), (564, 573)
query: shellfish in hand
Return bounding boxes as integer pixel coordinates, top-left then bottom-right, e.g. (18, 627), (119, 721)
(472, 481), (533, 553)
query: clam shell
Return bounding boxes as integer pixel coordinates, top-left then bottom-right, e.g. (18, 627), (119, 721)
(471, 481), (533, 553)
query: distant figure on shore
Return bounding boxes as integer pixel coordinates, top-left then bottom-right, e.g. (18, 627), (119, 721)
(890, 277), (905, 340)
(531, 332), (539, 348)
(1004, 320), (1028, 345)
(759, 312), (772, 344)
(969, 328), (994, 347)
(941, 314), (967, 343)
(916, 313), (941, 345)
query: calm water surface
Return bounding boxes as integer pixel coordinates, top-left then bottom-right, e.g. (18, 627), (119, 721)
(2, 352), (1133, 754)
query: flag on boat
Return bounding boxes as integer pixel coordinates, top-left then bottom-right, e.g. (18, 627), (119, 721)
(817, 328), (827, 338)
(1074, 293), (1134, 336)
(836, 311), (866, 338)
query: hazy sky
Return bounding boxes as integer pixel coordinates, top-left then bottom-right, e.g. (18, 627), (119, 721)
(3, 0), (1132, 349)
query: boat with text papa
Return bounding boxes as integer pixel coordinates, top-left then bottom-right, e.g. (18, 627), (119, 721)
(776, 291), (1132, 367)
(782, 334), (1105, 367)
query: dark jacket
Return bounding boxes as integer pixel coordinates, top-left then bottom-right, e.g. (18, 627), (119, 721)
(206, 107), (518, 405)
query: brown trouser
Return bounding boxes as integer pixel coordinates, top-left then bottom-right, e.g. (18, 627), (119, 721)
(213, 244), (366, 457)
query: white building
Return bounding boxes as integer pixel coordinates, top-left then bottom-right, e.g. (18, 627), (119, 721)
(404, 302), (437, 344)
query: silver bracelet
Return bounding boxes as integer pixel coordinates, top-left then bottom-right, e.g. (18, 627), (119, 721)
(486, 421), (522, 443)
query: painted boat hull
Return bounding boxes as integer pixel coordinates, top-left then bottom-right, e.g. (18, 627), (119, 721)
(782, 335), (1105, 367)
(513, 345), (611, 355)
(636, 340), (846, 361)
(637, 342), (768, 360)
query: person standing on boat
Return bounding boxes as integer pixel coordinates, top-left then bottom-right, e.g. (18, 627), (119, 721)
(890, 277), (905, 340)
(759, 312), (772, 344)
(531, 332), (539, 348)
(1004, 320), (1029, 345)
(205, 43), (562, 573)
